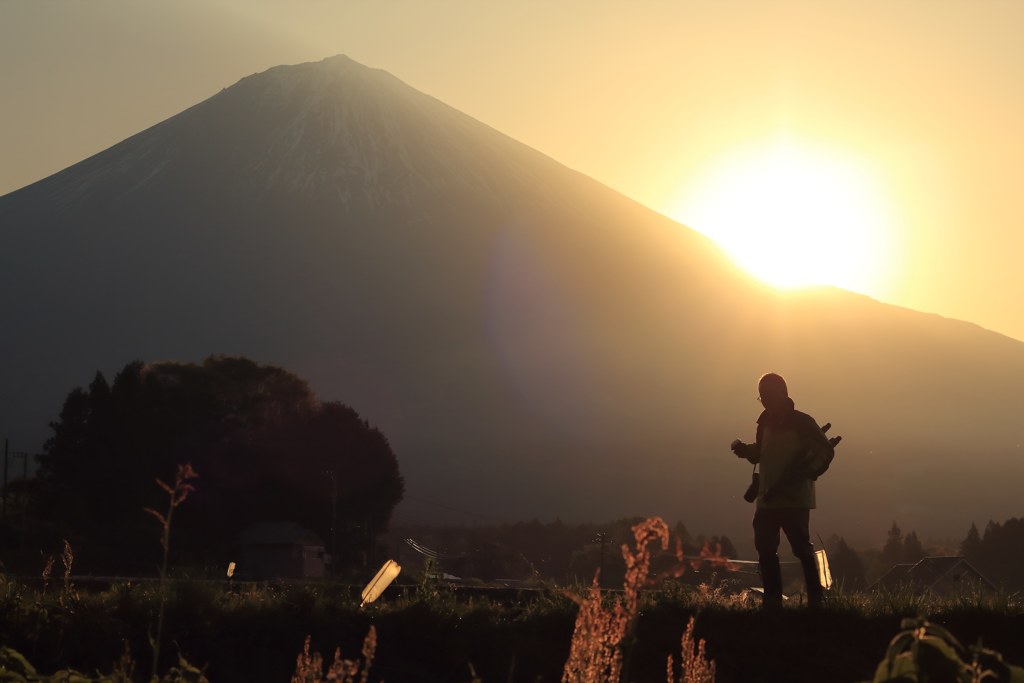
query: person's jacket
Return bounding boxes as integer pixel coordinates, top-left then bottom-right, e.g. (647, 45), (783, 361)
(736, 398), (834, 509)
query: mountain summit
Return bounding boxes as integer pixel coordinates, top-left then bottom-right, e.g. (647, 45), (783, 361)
(11, 55), (595, 216)
(2, 56), (1022, 544)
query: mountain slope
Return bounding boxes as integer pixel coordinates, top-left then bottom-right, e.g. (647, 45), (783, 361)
(2, 55), (1022, 546)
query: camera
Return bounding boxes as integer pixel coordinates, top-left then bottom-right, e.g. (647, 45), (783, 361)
(743, 471), (760, 503)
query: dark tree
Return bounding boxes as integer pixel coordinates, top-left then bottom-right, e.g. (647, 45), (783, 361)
(830, 537), (867, 591)
(972, 518), (1024, 589)
(880, 521), (904, 570)
(31, 355), (404, 574)
(902, 531), (925, 564)
(707, 534), (737, 559)
(960, 522), (982, 560)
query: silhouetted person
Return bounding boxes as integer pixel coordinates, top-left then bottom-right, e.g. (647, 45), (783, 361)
(730, 373), (835, 609)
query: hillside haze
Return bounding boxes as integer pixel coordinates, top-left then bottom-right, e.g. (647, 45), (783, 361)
(2, 55), (1022, 548)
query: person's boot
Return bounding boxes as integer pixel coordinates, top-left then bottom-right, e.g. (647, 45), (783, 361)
(799, 553), (824, 609)
(759, 556), (784, 610)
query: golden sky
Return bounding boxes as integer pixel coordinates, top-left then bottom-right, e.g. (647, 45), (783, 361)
(3, 0), (1022, 341)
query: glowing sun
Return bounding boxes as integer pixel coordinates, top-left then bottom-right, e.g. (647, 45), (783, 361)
(671, 137), (897, 296)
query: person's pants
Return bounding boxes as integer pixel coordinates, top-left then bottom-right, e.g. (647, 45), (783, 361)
(753, 506), (823, 607)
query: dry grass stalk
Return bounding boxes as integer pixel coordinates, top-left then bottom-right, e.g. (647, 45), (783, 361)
(110, 640), (136, 683)
(666, 617), (716, 683)
(41, 554), (54, 594)
(61, 539), (74, 597)
(144, 463), (199, 568)
(562, 517), (674, 683)
(144, 462), (199, 683)
(292, 627), (378, 683)
(293, 636), (325, 683)
(561, 575), (630, 683)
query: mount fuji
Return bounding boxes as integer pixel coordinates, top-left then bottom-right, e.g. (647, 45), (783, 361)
(2, 56), (1022, 545)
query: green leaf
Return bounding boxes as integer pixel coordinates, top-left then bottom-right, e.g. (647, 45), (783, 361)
(921, 622), (966, 655)
(0, 647), (37, 678)
(873, 652), (921, 682)
(914, 637), (971, 682)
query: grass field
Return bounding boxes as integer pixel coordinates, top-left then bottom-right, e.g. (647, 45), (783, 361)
(3, 572), (1024, 682)
(4, 514), (1023, 682)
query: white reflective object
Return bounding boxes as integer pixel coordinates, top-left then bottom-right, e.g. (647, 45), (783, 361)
(361, 559), (401, 606)
(815, 549), (833, 589)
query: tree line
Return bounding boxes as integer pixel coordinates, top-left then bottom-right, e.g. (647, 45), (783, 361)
(960, 518), (1024, 588)
(6, 355), (1024, 591)
(2, 355), (404, 576)
(825, 518), (1024, 592)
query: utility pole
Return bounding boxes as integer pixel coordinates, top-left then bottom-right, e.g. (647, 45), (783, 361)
(595, 531), (609, 588)
(10, 451), (30, 548)
(322, 470), (337, 574)
(2, 439), (8, 520)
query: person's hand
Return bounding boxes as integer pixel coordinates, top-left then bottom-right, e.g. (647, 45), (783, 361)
(730, 439), (745, 456)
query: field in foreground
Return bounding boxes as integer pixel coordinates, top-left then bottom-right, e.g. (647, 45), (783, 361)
(2, 576), (1024, 683)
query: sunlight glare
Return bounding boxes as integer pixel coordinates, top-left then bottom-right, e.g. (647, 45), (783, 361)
(671, 138), (898, 296)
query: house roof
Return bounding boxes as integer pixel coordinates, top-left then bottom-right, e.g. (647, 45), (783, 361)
(873, 556), (995, 592)
(909, 557), (968, 587)
(873, 563), (915, 591)
(237, 522), (325, 547)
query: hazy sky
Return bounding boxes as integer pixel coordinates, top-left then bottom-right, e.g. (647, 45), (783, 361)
(3, 0), (1022, 341)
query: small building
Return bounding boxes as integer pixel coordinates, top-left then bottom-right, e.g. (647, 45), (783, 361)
(236, 522), (327, 579)
(872, 556), (995, 596)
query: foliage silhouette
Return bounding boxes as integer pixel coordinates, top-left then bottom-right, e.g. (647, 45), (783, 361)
(880, 522), (904, 570)
(960, 517), (1024, 589)
(30, 355), (403, 575)
(877, 522), (928, 574)
(830, 537), (867, 591)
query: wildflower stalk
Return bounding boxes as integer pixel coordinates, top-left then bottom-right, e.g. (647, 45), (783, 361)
(667, 616), (716, 683)
(292, 627), (377, 683)
(562, 517), (675, 683)
(41, 555), (54, 595)
(143, 463), (198, 683)
(61, 539), (74, 602)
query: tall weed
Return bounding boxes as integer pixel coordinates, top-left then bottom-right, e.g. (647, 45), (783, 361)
(561, 516), (707, 683)
(292, 627), (377, 683)
(666, 616), (716, 683)
(143, 463), (199, 682)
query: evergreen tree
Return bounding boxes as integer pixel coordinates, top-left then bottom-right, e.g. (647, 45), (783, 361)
(880, 521), (904, 569)
(976, 518), (1024, 589)
(831, 537), (867, 591)
(961, 522), (982, 559)
(903, 531), (925, 563)
(703, 534), (737, 558)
